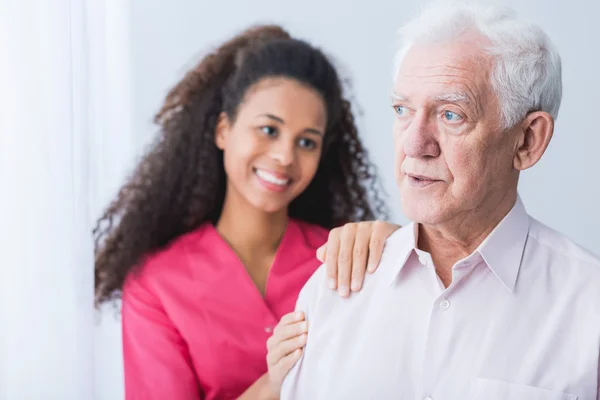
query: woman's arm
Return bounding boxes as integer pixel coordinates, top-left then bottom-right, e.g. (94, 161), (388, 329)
(122, 275), (202, 400)
(236, 373), (277, 400)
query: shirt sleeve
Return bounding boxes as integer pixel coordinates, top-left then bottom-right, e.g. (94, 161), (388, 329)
(121, 274), (202, 400)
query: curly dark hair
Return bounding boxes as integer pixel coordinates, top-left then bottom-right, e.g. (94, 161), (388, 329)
(94, 24), (388, 306)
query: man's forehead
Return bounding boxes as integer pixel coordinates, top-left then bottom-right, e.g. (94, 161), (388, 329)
(393, 55), (488, 106)
(396, 38), (491, 80)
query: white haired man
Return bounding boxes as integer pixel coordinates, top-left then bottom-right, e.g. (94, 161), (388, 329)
(275, 1), (600, 399)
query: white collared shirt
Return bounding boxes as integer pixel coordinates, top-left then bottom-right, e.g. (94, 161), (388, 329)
(281, 198), (600, 400)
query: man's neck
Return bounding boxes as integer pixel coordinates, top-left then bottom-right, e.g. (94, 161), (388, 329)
(418, 189), (518, 286)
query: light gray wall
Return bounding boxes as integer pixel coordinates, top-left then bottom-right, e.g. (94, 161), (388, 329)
(95, 1), (600, 398)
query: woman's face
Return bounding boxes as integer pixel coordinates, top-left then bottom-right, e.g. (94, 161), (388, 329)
(216, 77), (327, 214)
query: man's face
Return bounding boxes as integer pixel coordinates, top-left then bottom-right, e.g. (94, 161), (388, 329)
(392, 33), (521, 226)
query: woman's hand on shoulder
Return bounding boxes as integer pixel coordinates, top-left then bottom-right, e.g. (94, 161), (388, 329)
(317, 221), (400, 297)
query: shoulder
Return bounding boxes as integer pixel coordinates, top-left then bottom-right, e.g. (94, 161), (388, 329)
(295, 224), (414, 317)
(293, 262), (329, 324)
(528, 218), (600, 266)
(124, 223), (213, 294)
(527, 217), (600, 290)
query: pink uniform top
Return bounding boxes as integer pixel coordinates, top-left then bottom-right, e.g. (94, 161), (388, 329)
(121, 218), (328, 400)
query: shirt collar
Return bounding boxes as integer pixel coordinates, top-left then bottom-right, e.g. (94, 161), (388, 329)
(386, 196), (530, 292)
(383, 222), (418, 286)
(476, 196), (530, 292)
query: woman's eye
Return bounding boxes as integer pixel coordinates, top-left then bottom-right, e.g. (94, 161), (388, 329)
(298, 138), (316, 149)
(261, 126), (277, 136)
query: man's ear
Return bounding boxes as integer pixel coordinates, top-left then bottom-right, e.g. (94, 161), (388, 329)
(513, 111), (554, 171)
(215, 112), (230, 150)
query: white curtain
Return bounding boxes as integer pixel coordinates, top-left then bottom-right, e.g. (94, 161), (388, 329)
(0, 0), (132, 399)
(88, 0), (134, 399)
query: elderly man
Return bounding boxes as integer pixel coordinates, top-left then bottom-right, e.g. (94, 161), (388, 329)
(278, 1), (600, 399)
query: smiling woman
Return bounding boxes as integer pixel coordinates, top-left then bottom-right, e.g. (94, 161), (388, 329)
(215, 77), (327, 215)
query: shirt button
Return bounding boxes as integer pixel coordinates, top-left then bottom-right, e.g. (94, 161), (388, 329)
(264, 326), (273, 333)
(439, 300), (450, 310)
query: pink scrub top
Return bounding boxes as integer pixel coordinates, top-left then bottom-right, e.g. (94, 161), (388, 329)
(122, 218), (328, 400)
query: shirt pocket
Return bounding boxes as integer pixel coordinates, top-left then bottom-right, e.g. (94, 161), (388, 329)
(471, 378), (578, 400)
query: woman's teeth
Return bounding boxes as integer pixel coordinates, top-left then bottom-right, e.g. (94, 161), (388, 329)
(255, 169), (290, 186)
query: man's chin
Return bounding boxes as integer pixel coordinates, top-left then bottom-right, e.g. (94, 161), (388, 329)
(401, 200), (444, 224)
